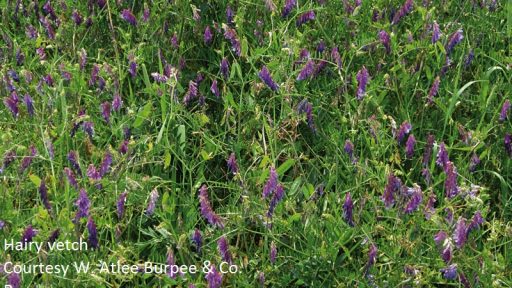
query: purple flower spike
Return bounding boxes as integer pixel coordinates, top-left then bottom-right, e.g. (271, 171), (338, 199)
(112, 92), (123, 111)
(67, 151), (82, 175)
(183, 81), (198, 106)
(368, 243), (378, 267)
(469, 153), (480, 173)
(128, 61), (137, 78)
(21, 225), (37, 244)
(0, 150), (16, 174)
(432, 21), (441, 43)
(146, 188), (159, 216)
(87, 164), (101, 181)
(378, 30), (391, 54)
(226, 6), (235, 25)
(296, 11), (315, 27)
(204, 26), (213, 45)
(397, 121), (412, 144)
(224, 28), (241, 56)
(192, 229), (203, 253)
(441, 244), (453, 263)
(64, 168), (79, 190)
(270, 241), (277, 264)
(258, 66), (279, 91)
(263, 167), (278, 198)
(445, 29), (464, 55)
(391, 0), (414, 25)
(171, 32), (179, 49)
(151, 72), (168, 83)
(210, 79), (220, 98)
(464, 50), (475, 68)
(467, 211), (484, 236)
(227, 153), (239, 175)
(356, 66), (369, 100)
(100, 102), (111, 124)
(217, 236), (232, 264)
(39, 179), (51, 211)
(72, 10), (83, 25)
(382, 173), (401, 208)
(121, 9), (137, 26)
(3, 92), (19, 119)
(405, 134), (416, 158)
(331, 47), (342, 70)
(428, 76), (440, 104)
(75, 188), (90, 222)
(282, 0), (296, 17)
(19, 145), (37, 174)
(499, 99), (510, 122)
(434, 231), (447, 246)
(444, 161), (459, 198)
(344, 140), (354, 160)
(83, 121), (94, 138)
(436, 142), (449, 168)
(296, 60), (315, 81)
(199, 185), (224, 229)
(453, 217), (467, 249)
(167, 248), (181, 279)
(99, 151), (112, 177)
(7, 272), (21, 288)
(205, 264), (223, 288)
(505, 133), (512, 157)
(79, 49), (87, 71)
(87, 216), (99, 249)
(404, 185), (422, 214)
(424, 193), (436, 219)
(117, 191), (128, 220)
(220, 58), (230, 79)
(23, 94), (34, 117)
(343, 192), (354, 226)
(267, 184), (285, 217)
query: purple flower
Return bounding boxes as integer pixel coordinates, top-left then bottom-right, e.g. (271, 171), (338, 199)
(436, 142), (449, 168)
(117, 191), (128, 220)
(264, 0), (276, 11)
(210, 79), (220, 98)
(441, 264), (457, 280)
(146, 188), (159, 216)
(99, 151), (112, 177)
(427, 76), (440, 104)
(464, 50), (474, 68)
(434, 231), (447, 246)
(67, 151), (82, 175)
(432, 21), (441, 43)
(296, 11), (315, 27)
(469, 153), (480, 173)
(82, 121), (94, 138)
(87, 216), (99, 249)
(297, 99), (316, 133)
(220, 58), (230, 79)
(44, 140), (53, 160)
(21, 225), (37, 244)
(296, 60), (315, 81)
(40, 16), (55, 39)
(87, 164), (101, 181)
(316, 40), (326, 53)
(205, 264), (223, 288)
(445, 29), (464, 55)
(128, 61), (137, 78)
(344, 139), (354, 160)
(63, 168), (78, 190)
(204, 26), (213, 45)
(505, 133), (512, 157)
(356, 66), (369, 100)
(391, 0), (414, 25)
(26, 25), (38, 39)
(368, 243), (378, 267)
(444, 161), (459, 198)
(79, 49), (87, 71)
(143, 8), (150, 22)
(378, 30), (391, 54)
(112, 92), (123, 111)
(224, 28), (241, 57)
(100, 102), (111, 124)
(19, 145), (37, 174)
(441, 243), (453, 263)
(227, 153), (239, 175)
(39, 179), (51, 211)
(404, 185), (422, 214)
(3, 92), (19, 119)
(171, 32), (179, 49)
(151, 72), (168, 83)
(270, 241), (277, 264)
(499, 99), (510, 122)
(199, 185), (224, 228)
(282, 0), (296, 17)
(467, 211), (484, 236)
(397, 121), (412, 144)
(183, 80), (198, 106)
(405, 134), (416, 158)
(71, 10), (83, 25)
(382, 173), (401, 208)
(267, 184), (285, 217)
(263, 167), (278, 198)
(75, 188), (90, 222)
(167, 248), (180, 278)
(121, 9), (137, 26)
(258, 66), (279, 91)
(192, 229), (203, 253)
(16, 49), (25, 66)
(217, 236), (232, 264)
(343, 192), (354, 226)
(0, 150), (16, 174)
(424, 193), (436, 219)
(7, 272), (21, 288)
(226, 6), (235, 25)
(331, 47), (342, 70)
(453, 217), (467, 249)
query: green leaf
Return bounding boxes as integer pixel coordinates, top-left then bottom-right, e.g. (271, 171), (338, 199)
(277, 159), (295, 176)
(29, 174), (42, 187)
(133, 101), (152, 128)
